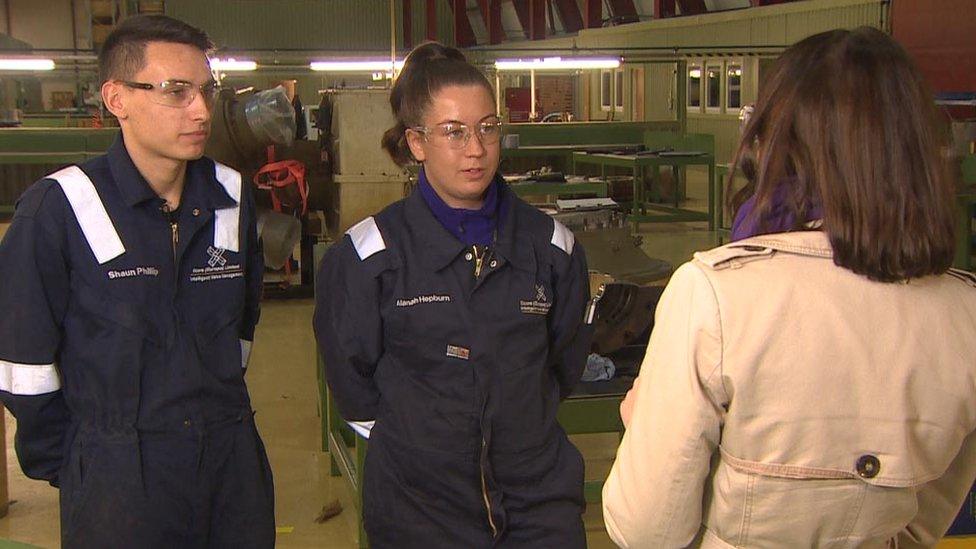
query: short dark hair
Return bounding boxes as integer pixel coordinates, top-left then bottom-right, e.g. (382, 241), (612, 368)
(98, 15), (214, 84)
(729, 27), (956, 282)
(382, 41), (495, 166)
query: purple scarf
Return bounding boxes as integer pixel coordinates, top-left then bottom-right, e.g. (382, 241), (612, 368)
(418, 168), (503, 247)
(731, 184), (823, 241)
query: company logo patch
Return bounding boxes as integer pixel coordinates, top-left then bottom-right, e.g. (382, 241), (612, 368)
(207, 246), (228, 268)
(520, 284), (552, 315)
(191, 246), (243, 282)
(107, 266), (160, 280)
(446, 345), (470, 360)
(396, 294), (452, 307)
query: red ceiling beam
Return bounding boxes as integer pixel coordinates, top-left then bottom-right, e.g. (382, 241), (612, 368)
(676, 0), (707, 15)
(403, 0), (413, 48)
(477, 0), (504, 44)
(552, 0), (584, 33)
(583, 0), (602, 28)
(511, 0), (542, 40)
(655, 0), (676, 18)
(606, 0), (639, 22)
(426, 0), (437, 41)
(451, 0), (477, 47)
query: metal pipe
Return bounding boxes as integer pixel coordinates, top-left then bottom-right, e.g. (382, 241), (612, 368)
(390, 0), (398, 80)
(4, 0), (12, 36)
(529, 68), (536, 120)
(495, 72), (501, 114)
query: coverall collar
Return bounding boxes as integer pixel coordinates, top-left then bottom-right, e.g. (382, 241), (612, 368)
(404, 181), (535, 274)
(107, 133), (238, 211)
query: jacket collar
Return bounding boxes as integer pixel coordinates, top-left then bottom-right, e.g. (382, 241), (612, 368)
(736, 230), (833, 258)
(107, 133), (237, 211)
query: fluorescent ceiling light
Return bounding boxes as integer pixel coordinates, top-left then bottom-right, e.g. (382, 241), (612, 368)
(310, 60), (404, 72)
(211, 58), (257, 71)
(0, 58), (55, 71)
(494, 57), (621, 71)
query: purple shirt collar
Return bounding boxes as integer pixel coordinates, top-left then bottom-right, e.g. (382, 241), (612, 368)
(418, 168), (503, 247)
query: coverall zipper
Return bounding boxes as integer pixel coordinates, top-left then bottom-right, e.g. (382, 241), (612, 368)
(480, 436), (498, 538)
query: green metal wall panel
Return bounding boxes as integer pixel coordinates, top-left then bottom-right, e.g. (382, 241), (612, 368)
(645, 63), (677, 122)
(166, 0), (405, 51)
(687, 116), (741, 164)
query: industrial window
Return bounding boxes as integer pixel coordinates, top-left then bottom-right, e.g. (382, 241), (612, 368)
(687, 63), (702, 110)
(705, 63), (722, 112)
(600, 70), (612, 112)
(727, 62), (742, 110)
(601, 69), (624, 113)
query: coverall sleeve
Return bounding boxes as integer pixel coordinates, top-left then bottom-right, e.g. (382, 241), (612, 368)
(0, 181), (72, 486)
(602, 262), (727, 548)
(312, 238), (383, 421)
(240, 183), (263, 368)
(897, 429), (976, 548)
(549, 241), (593, 399)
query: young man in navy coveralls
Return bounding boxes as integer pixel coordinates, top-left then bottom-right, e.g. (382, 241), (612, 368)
(0, 15), (274, 548)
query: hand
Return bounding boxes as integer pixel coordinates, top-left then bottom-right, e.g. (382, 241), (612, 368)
(619, 376), (641, 428)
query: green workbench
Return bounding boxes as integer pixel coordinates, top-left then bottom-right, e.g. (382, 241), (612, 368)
(572, 151), (717, 230)
(508, 179), (609, 199)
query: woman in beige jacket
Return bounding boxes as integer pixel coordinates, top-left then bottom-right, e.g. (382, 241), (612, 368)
(602, 27), (976, 548)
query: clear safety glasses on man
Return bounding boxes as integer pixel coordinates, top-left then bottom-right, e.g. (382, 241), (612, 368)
(118, 79), (219, 108)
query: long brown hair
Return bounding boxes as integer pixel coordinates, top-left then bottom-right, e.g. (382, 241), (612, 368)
(729, 27), (955, 282)
(382, 42), (495, 166)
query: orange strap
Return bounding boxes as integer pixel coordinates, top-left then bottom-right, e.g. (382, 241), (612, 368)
(253, 147), (308, 285)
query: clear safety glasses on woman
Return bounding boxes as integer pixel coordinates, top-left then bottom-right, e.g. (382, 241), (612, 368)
(118, 79), (219, 108)
(411, 117), (502, 149)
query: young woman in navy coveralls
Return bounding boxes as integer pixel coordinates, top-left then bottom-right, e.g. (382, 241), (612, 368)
(314, 43), (593, 547)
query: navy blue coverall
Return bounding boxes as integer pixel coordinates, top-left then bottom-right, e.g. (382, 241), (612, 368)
(0, 136), (274, 548)
(314, 183), (593, 548)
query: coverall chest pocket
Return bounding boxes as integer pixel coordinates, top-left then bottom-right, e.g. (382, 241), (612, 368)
(72, 288), (158, 344)
(385, 295), (465, 376)
(192, 309), (243, 379)
(494, 263), (553, 373)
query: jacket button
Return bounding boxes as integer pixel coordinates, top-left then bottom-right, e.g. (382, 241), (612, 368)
(855, 454), (880, 478)
(464, 252), (473, 261)
(489, 260), (497, 268)
(192, 208), (201, 217)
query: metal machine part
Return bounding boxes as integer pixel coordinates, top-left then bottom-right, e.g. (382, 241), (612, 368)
(207, 86), (296, 172)
(589, 280), (664, 355)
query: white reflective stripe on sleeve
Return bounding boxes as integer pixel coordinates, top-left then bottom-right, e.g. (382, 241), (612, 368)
(550, 219), (575, 255)
(0, 360), (61, 395)
(346, 217), (386, 260)
(213, 162), (242, 252)
(346, 420), (374, 439)
(50, 166), (125, 265)
(240, 339), (253, 369)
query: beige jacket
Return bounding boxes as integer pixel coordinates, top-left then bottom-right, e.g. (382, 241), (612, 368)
(602, 231), (976, 549)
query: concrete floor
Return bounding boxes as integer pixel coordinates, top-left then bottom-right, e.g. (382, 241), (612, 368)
(0, 172), (974, 547)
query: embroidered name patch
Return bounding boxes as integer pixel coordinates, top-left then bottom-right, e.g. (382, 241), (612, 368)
(520, 284), (552, 315)
(446, 345), (470, 360)
(107, 266), (159, 280)
(396, 294), (452, 307)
